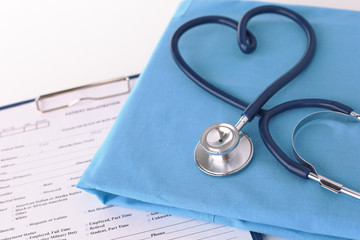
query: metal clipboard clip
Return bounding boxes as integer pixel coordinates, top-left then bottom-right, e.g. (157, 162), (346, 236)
(35, 74), (139, 113)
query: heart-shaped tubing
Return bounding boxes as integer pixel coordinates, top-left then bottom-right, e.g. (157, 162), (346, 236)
(259, 99), (353, 178)
(170, 5), (316, 122)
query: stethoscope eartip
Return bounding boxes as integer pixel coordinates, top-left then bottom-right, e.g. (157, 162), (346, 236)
(194, 122), (254, 176)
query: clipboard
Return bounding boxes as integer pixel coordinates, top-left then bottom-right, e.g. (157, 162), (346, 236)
(0, 73), (262, 240)
(0, 74), (140, 113)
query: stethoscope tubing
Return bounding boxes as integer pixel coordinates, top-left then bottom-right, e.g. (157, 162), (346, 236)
(170, 16), (251, 112)
(258, 99), (353, 178)
(171, 5), (316, 121)
(170, 5), (320, 178)
(238, 6), (316, 121)
(170, 4), (360, 200)
(169, 6), (320, 178)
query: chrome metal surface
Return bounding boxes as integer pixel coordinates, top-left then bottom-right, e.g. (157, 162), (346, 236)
(308, 172), (360, 200)
(200, 123), (240, 155)
(293, 111), (360, 200)
(235, 115), (249, 131)
(195, 130), (253, 176)
(319, 176), (343, 194)
(36, 76), (131, 113)
(291, 111), (323, 174)
(341, 187), (360, 200)
(350, 111), (360, 120)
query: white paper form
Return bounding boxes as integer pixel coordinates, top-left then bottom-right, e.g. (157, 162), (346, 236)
(0, 79), (253, 240)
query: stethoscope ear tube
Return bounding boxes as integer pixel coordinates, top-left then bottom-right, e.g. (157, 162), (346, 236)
(292, 110), (360, 200)
(259, 98), (353, 178)
(259, 99), (360, 200)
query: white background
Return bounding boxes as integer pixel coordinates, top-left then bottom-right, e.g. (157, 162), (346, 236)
(0, 1), (359, 239)
(0, 0), (359, 106)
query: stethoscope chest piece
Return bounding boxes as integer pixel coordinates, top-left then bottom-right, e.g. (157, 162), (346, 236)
(194, 122), (254, 176)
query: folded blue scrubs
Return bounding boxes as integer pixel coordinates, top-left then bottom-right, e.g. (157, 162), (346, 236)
(78, 1), (360, 239)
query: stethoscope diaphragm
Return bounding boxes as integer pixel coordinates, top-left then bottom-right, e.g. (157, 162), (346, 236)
(194, 122), (253, 176)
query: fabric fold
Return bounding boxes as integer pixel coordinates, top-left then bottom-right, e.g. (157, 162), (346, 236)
(78, 1), (360, 239)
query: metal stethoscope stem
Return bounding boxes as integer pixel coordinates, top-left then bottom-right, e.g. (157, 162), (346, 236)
(235, 115), (249, 130)
(308, 172), (360, 200)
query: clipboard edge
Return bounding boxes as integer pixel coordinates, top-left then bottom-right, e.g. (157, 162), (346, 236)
(0, 99), (35, 111)
(0, 74), (140, 113)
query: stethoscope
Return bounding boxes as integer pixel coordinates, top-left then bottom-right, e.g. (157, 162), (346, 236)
(170, 5), (360, 200)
